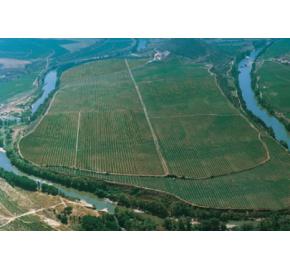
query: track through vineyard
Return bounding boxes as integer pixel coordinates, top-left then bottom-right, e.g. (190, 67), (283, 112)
(125, 59), (169, 175)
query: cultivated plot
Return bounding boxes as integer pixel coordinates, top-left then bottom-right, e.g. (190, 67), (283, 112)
(128, 57), (267, 178)
(20, 56), (267, 178)
(20, 59), (164, 175)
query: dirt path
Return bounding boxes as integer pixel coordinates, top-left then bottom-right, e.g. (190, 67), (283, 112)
(207, 64), (270, 164)
(125, 59), (169, 175)
(0, 201), (64, 229)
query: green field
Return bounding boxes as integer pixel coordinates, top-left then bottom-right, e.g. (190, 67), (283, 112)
(256, 40), (290, 122)
(0, 70), (40, 102)
(20, 56), (267, 180)
(256, 60), (290, 121)
(49, 136), (290, 210)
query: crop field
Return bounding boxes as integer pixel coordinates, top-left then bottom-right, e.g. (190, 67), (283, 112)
(50, 136), (290, 210)
(20, 113), (79, 167)
(151, 115), (265, 177)
(77, 111), (163, 174)
(20, 56), (267, 180)
(21, 59), (164, 175)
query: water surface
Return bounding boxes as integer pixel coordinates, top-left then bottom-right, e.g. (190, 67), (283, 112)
(31, 70), (57, 115)
(238, 50), (290, 148)
(0, 150), (115, 212)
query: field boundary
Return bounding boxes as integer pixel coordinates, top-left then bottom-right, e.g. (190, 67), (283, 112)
(125, 59), (169, 175)
(151, 113), (240, 119)
(207, 64), (271, 165)
(17, 89), (60, 160)
(46, 151), (271, 181)
(46, 166), (283, 211)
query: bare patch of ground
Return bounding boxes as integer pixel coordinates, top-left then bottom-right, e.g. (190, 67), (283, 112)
(61, 39), (99, 53)
(0, 58), (31, 69)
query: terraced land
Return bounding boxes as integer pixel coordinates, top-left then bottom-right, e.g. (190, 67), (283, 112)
(20, 56), (267, 179)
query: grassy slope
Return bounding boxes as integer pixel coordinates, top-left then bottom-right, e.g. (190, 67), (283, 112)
(0, 178), (105, 231)
(0, 179), (53, 230)
(0, 68), (41, 102)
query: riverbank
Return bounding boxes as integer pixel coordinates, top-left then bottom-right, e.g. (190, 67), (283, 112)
(238, 49), (290, 149)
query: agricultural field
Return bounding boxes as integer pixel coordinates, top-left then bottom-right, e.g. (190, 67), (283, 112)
(51, 136), (290, 210)
(20, 56), (267, 179)
(256, 40), (290, 122)
(0, 67), (41, 102)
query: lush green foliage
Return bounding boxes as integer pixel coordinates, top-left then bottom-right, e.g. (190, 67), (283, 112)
(81, 214), (119, 231)
(0, 167), (37, 191)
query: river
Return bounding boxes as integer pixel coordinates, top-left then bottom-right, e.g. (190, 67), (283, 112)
(0, 149), (115, 213)
(0, 70), (115, 213)
(238, 49), (290, 149)
(31, 70), (57, 115)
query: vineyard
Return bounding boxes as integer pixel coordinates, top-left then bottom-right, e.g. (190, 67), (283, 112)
(20, 56), (267, 178)
(76, 111), (163, 174)
(151, 115), (265, 178)
(49, 137), (290, 210)
(20, 113), (79, 167)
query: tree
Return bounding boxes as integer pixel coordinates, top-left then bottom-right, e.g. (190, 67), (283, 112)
(81, 214), (119, 231)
